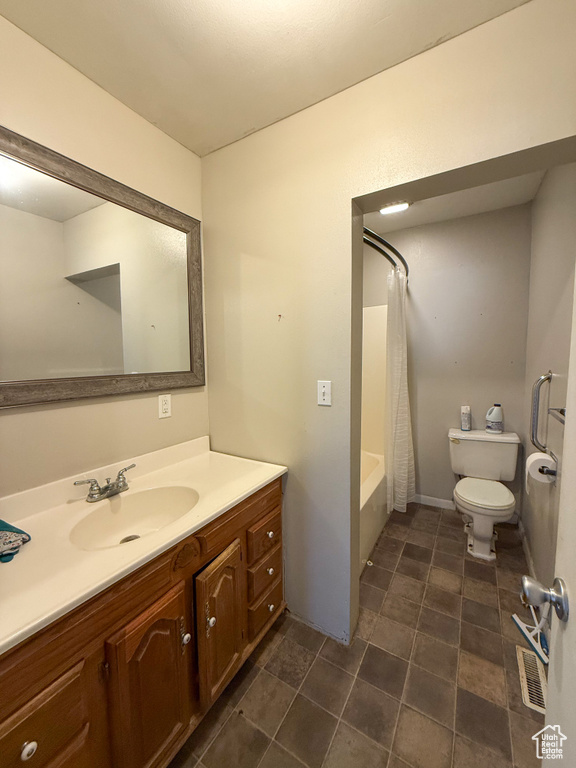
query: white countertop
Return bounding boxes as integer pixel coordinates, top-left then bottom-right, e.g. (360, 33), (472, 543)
(0, 437), (287, 656)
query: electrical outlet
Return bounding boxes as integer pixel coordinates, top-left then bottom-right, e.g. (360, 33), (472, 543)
(158, 393), (172, 418)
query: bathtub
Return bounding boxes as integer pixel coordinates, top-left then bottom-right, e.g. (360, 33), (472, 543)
(359, 449), (387, 567)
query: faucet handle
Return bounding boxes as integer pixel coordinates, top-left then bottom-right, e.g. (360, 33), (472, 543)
(116, 463), (136, 480)
(74, 478), (102, 500)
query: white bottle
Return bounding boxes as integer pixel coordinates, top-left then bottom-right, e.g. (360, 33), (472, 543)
(486, 403), (504, 433)
(461, 406), (471, 431)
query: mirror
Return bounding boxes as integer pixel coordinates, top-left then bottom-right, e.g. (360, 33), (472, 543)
(0, 125), (204, 407)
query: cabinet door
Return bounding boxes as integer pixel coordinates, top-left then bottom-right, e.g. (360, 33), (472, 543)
(105, 582), (192, 768)
(196, 538), (246, 709)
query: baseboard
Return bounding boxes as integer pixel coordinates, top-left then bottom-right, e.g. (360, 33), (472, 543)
(414, 494), (455, 511)
(518, 518), (536, 577)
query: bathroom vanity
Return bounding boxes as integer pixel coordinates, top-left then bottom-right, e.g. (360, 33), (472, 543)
(0, 440), (286, 768)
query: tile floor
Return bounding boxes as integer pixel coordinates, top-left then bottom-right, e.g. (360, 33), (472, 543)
(169, 503), (543, 768)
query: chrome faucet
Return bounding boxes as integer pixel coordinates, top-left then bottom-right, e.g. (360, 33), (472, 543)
(74, 464), (136, 502)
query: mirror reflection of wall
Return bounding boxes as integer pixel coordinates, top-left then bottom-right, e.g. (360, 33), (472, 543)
(0, 153), (190, 382)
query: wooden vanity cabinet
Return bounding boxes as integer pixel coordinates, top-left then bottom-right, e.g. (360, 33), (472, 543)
(0, 478), (284, 768)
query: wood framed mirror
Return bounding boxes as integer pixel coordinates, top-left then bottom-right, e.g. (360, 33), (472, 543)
(0, 125), (204, 408)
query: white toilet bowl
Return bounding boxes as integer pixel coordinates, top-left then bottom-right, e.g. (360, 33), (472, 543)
(453, 477), (516, 561)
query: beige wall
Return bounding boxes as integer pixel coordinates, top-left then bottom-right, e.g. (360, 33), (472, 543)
(390, 206), (532, 501)
(0, 16), (207, 497)
(523, 163), (576, 585)
(361, 306), (387, 457)
(202, 0), (576, 640)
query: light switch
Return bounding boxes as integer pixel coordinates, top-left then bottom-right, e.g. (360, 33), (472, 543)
(317, 381), (332, 406)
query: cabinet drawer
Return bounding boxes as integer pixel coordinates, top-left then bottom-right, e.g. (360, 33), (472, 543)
(0, 662), (87, 768)
(248, 578), (283, 640)
(248, 544), (282, 603)
(247, 508), (281, 565)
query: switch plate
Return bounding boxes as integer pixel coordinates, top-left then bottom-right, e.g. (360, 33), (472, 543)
(158, 393), (172, 418)
(317, 381), (332, 406)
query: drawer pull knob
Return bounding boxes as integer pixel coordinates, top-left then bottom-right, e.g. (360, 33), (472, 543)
(181, 632), (192, 647)
(268, 604), (275, 612)
(267, 531), (274, 539)
(267, 567), (275, 576)
(208, 616), (217, 628)
(21, 742), (38, 761)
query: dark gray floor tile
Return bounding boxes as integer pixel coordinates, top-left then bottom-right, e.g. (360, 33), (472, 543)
(412, 632), (459, 682)
(388, 756), (413, 768)
(457, 650), (507, 707)
(403, 542), (433, 563)
(370, 547), (400, 571)
(370, 616), (415, 660)
(428, 566), (463, 594)
(361, 564), (394, 591)
(502, 638), (519, 671)
(384, 523), (411, 541)
(424, 584), (462, 618)
(300, 657), (354, 716)
(238, 669), (295, 737)
(376, 536), (404, 555)
(496, 553), (527, 574)
(393, 705), (453, 768)
(462, 598), (501, 633)
(497, 568), (523, 593)
(275, 694), (337, 768)
(438, 524), (466, 542)
(455, 688), (512, 760)
(441, 509), (463, 528)
(183, 697), (232, 759)
(320, 636), (367, 675)
(358, 644), (408, 699)
(452, 734), (513, 768)
(323, 721), (389, 768)
(413, 506), (442, 523)
(404, 665), (456, 728)
(168, 738), (198, 768)
(284, 620), (326, 653)
(251, 626), (284, 667)
(498, 587), (530, 617)
(342, 678), (399, 748)
(396, 555), (430, 582)
(405, 529), (436, 549)
(389, 510), (413, 526)
(380, 593), (421, 628)
(459, 621), (504, 666)
(258, 741), (307, 768)
(464, 560), (497, 585)
(389, 572), (426, 603)
(509, 710), (542, 767)
(411, 518), (440, 534)
(435, 537), (465, 557)
(355, 608), (378, 641)
(418, 607), (460, 646)
(265, 637), (316, 688)
(360, 583), (386, 612)
(462, 577), (499, 608)
(432, 550), (464, 574)
(202, 712), (270, 768)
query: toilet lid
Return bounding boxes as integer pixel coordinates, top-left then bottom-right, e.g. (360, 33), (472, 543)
(454, 478), (515, 510)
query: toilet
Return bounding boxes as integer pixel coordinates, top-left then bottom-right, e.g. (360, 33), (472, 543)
(448, 428), (520, 561)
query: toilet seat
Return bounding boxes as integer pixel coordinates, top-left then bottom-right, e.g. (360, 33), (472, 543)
(454, 477), (515, 514)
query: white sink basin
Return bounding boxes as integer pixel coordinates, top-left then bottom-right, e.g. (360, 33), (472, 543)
(70, 486), (199, 551)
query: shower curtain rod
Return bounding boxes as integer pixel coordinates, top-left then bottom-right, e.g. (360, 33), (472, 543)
(363, 226), (409, 279)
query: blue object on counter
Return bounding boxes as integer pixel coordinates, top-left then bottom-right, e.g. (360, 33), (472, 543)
(0, 520), (31, 562)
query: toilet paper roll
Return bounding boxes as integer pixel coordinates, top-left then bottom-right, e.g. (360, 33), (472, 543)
(525, 452), (557, 494)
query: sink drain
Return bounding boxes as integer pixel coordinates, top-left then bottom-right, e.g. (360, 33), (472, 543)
(119, 534), (141, 544)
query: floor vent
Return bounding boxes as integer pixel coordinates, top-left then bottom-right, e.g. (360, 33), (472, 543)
(516, 645), (547, 714)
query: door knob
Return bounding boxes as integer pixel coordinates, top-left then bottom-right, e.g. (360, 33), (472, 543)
(521, 575), (569, 622)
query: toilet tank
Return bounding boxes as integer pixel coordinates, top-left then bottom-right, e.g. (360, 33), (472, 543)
(448, 428), (520, 481)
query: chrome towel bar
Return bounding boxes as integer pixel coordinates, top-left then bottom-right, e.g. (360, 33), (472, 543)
(531, 372), (552, 452)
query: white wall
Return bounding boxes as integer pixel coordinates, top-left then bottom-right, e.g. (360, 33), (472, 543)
(0, 16), (207, 497)
(523, 163), (576, 585)
(202, 0), (576, 640)
(361, 305), (387, 458)
(389, 206), (532, 501)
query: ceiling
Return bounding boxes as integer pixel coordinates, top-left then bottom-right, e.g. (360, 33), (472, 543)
(0, 0), (530, 157)
(364, 170), (545, 236)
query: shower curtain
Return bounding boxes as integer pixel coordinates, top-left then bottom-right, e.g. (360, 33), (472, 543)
(386, 269), (416, 513)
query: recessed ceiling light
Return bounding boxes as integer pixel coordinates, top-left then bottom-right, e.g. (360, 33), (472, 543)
(379, 201), (411, 215)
